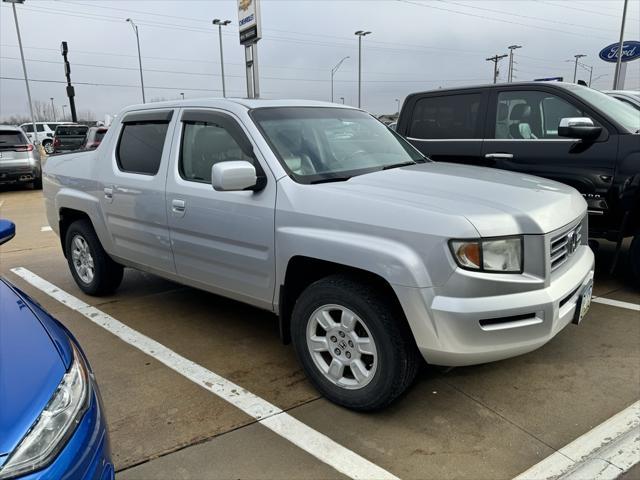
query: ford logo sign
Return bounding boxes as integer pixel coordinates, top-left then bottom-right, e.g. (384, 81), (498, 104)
(599, 40), (640, 63)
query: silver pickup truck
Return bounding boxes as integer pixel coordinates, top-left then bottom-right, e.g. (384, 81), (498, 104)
(43, 99), (595, 410)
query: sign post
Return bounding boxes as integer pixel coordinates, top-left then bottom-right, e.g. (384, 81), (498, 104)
(238, 0), (261, 98)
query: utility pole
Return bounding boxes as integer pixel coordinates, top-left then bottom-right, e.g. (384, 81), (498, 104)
(507, 45), (522, 83)
(573, 54), (586, 83)
(331, 56), (349, 103)
(213, 19), (231, 97)
(355, 30), (371, 108)
(486, 54), (508, 84)
(126, 18), (145, 103)
(60, 42), (78, 122)
(50, 97), (56, 121)
(613, 0), (629, 89)
(4, 0), (38, 144)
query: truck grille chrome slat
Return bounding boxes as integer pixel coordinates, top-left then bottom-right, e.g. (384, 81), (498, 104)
(549, 222), (583, 273)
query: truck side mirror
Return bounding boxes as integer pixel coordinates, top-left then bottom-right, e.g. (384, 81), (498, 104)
(211, 161), (260, 192)
(558, 117), (602, 140)
(0, 220), (16, 246)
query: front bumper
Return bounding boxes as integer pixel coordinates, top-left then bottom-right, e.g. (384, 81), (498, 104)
(395, 245), (595, 366)
(17, 386), (114, 480)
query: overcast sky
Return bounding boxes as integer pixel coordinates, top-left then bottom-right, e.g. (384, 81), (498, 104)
(1, 0), (639, 120)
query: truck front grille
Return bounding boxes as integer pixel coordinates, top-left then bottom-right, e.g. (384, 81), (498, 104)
(550, 222), (583, 272)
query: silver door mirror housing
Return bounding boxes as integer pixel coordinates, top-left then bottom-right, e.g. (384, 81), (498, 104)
(211, 161), (257, 191)
(558, 117), (602, 140)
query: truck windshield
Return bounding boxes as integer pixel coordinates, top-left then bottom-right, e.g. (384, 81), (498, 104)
(567, 85), (640, 133)
(251, 107), (425, 183)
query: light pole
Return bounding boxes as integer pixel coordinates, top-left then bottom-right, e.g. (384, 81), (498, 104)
(180, 92), (184, 100)
(213, 19), (231, 97)
(355, 30), (371, 108)
(62, 104), (68, 120)
(4, 0), (38, 144)
(126, 18), (145, 103)
(573, 54), (586, 83)
(50, 97), (56, 121)
(340, 96), (345, 104)
(613, 0), (629, 89)
(331, 56), (349, 103)
(395, 98), (400, 116)
(507, 45), (522, 83)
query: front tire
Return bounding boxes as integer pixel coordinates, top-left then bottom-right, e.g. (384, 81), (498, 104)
(291, 275), (420, 411)
(630, 234), (640, 284)
(64, 219), (123, 295)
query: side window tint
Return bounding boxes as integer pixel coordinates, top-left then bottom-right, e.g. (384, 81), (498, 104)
(495, 91), (585, 139)
(409, 94), (482, 139)
(117, 122), (169, 175)
(36, 124), (45, 132)
(180, 119), (253, 183)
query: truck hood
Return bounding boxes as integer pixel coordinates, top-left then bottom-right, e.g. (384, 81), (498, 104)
(0, 279), (66, 458)
(326, 162), (586, 236)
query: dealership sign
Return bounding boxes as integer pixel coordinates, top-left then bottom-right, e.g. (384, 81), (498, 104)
(598, 40), (640, 63)
(238, 0), (261, 45)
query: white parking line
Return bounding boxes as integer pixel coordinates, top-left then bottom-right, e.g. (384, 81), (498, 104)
(514, 401), (639, 480)
(41, 226), (53, 232)
(10, 267), (399, 480)
(593, 297), (640, 312)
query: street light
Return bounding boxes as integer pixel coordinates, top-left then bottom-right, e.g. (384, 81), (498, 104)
(507, 45), (522, 83)
(3, 0), (38, 144)
(340, 96), (345, 104)
(331, 56), (349, 103)
(613, 0), (629, 89)
(180, 92), (184, 100)
(355, 30), (371, 108)
(50, 97), (56, 121)
(62, 104), (68, 120)
(213, 19), (231, 97)
(395, 98), (400, 116)
(573, 54), (586, 83)
(126, 18), (145, 103)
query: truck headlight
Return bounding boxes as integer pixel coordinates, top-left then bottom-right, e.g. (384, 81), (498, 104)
(449, 236), (523, 273)
(0, 344), (90, 479)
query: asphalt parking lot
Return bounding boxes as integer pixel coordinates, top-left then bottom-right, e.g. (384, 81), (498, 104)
(1, 187), (638, 480)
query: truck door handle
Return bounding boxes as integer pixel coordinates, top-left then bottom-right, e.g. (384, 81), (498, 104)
(485, 153), (514, 160)
(103, 187), (113, 202)
(171, 199), (186, 216)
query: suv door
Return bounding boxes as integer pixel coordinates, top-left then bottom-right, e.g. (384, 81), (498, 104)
(165, 109), (276, 310)
(482, 87), (617, 218)
(400, 90), (488, 164)
(100, 109), (176, 275)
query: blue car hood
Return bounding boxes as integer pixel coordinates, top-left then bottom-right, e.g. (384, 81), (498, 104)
(0, 279), (67, 457)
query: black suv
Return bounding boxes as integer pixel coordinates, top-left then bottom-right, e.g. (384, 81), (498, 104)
(396, 82), (640, 279)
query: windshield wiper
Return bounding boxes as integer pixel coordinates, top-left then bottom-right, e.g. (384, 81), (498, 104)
(382, 161), (417, 170)
(309, 176), (352, 184)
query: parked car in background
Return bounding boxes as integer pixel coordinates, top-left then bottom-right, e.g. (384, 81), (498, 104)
(81, 126), (108, 150)
(20, 122), (74, 154)
(43, 99), (594, 410)
(0, 219), (114, 480)
(603, 90), (640, 111)
(396, 82), (640, 279)
(53, 124), (89, 154)
(0, 125), (42, 189)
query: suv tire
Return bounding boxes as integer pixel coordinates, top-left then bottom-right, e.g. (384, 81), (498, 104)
(64, 219), (123, 295)
(43, 140), (54, 155)
(291, 275), (420, 411)
(630, 234), (640, 284)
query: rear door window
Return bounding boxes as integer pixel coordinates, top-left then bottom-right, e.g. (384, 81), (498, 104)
(55, 125), (89, 136)
(409, 94), (482, 139)
(117, 122), (170, 175)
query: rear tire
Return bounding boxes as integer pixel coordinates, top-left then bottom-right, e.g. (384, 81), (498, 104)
(64, 219), (123, 295)
(43, 140), (54, 155)
(630, 234), (640, 284)
(291, 275), (420, 411)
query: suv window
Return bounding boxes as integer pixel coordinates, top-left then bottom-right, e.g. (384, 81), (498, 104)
(22, 124), (33, 133)
(409, 94), (482, 139)
(36, 124), (45, 132)
(495, 91), (585, 139)
(117, 122), (169, 175)
(0, 130), (28, 149)
(180, 119), (253, 183)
